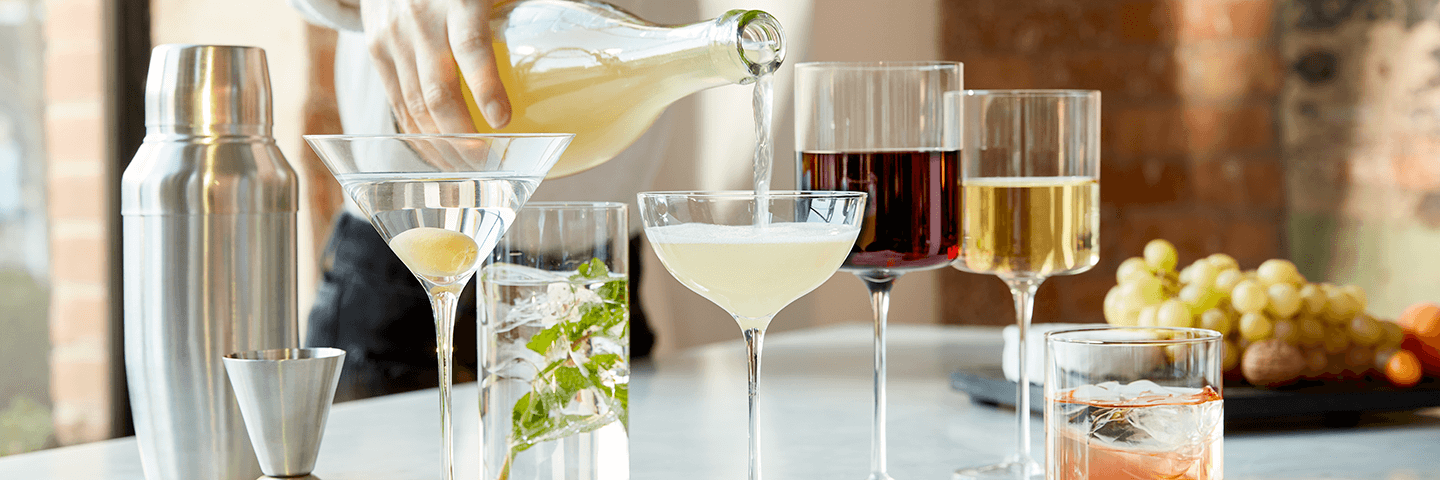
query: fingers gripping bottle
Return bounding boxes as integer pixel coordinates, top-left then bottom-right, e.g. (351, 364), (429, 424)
(464, 0), (786, 177)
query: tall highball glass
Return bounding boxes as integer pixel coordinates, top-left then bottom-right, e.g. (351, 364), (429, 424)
(480, 202), (630, 480)
(950, 90), (1101, 480)
(795, 61), (962, 480)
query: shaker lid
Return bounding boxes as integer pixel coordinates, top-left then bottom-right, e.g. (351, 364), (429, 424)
(145, 44), (272, 132)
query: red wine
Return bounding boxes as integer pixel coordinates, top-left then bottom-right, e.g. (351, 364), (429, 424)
(800, 150), (960, 272)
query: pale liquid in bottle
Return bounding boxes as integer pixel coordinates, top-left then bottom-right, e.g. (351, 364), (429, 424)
(463, 43), (690, 178)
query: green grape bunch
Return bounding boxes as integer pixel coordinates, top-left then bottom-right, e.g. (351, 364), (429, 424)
(1103, 239), (1401, 385)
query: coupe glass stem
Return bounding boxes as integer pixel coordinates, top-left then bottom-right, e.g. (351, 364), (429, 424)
(742, 323), (769, 480)
(429, 286), (462, 480)
(859, 272), (898, 480)
(1002, 276), (1042, 471)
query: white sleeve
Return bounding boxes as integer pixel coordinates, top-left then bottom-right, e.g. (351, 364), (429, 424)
(288, 0), (363, 32)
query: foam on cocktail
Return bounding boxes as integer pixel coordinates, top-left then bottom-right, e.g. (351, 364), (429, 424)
(645, 222), (857, 243)
(646, 222), (859, 329)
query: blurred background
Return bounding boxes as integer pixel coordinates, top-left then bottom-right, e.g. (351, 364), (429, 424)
(3, 0), (1438, 457)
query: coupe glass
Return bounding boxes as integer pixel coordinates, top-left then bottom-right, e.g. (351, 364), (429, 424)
(950, 90), (1100, 480)
(638, 190), (866, 480)
(795, 61), (962, 480)
(305, 133), (573, 480)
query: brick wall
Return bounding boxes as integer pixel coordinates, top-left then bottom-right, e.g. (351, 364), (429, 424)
(938, 0), (1285, 325)
(43, 0), (111, 444)
(1283, 1), (1440, 319)
(301, 23), (343, 265)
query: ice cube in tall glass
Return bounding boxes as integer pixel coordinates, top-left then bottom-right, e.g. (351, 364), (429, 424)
(478, 202), (631, 480)
(481, 263), (630, 480)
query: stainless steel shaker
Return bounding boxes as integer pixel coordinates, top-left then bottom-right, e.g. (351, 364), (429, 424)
(121, 44), (299, 480)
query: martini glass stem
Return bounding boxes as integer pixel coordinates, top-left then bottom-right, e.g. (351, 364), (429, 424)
(742, 324), (769, 480)
(1003, 276), (1041, 471)
(430, 287), (461, 480)
(860, 272), (898, 480)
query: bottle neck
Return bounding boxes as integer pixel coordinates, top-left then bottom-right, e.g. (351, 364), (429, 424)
(708, 9), (785, 83)
(625, 9), (783, 106)
(491, 2), (785, 100)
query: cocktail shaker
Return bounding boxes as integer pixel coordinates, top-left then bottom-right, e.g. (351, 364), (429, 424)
(121, 44), (299, 480)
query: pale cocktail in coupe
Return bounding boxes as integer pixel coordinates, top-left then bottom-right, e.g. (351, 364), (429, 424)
(638, 191), (866, 480)
(647, 222), (859, 329)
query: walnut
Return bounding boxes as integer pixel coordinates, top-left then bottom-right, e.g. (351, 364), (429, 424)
(1241, 339), (1307, 388)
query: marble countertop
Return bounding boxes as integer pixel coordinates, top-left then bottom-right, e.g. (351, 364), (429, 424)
(3, 324), (1438, 479)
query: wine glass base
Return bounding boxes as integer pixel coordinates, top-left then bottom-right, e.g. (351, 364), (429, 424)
(866, 472), (896, 480)
(953, 460), (1042, 480)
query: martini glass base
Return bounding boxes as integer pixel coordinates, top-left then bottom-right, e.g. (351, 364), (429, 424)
(954, 460), (1042, 480)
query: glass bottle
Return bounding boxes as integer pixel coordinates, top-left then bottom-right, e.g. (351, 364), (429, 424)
(462, 0), (785, 178)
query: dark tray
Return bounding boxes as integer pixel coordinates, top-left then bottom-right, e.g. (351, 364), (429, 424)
(951, 366), (1440, 424)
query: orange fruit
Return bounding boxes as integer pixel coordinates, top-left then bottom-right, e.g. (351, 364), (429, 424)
(1404, 334), (1440, 376)
(1398, 302), (1440, 349)
(1384, 350), (1423, 388)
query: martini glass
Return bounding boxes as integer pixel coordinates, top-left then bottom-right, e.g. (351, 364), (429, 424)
(305, 134), (573, 480)
(638, 190), (866, 480)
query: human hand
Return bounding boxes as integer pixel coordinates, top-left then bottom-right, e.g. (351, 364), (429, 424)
(360, 0), (511, 133)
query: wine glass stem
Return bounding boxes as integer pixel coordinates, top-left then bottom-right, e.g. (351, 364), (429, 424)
(430, 289), (460, 480)
(1004, 277), (1042, 469)
(743, 326), (767, 480)
(860, 272), (898, 479)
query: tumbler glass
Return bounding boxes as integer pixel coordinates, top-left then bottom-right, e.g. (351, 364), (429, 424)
(1044, 327), (1223, 480)
(478, 202), (630, 480)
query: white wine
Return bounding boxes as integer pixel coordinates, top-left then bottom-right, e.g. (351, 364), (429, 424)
(959, 176), (1098, 277)
(646, 222), (858, 329)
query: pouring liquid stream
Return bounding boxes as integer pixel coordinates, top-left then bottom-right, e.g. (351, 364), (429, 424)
(753, 72), (774, 227)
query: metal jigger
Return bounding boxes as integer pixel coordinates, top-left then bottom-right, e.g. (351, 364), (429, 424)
(223, 348), (345, 480)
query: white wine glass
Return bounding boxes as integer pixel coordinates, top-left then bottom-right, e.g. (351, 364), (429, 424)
(950, 90), (1100, 480)
(638, 190), (866, 480)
